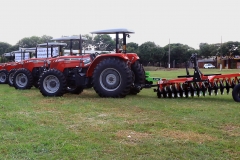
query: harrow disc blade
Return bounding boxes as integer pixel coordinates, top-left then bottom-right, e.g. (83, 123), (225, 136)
(219, 80), (224, 95)
(213, 82), (218, 95)
(201, 83), (207, 96)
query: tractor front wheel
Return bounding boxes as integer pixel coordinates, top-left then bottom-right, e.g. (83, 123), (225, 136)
(232, 84), (240, 102)
(0, 69), (8, 84)
(13, 68), (33, 89)
(7, 69), (16, 86)
(93, 58), (132, 98)
(38, 69), (66, 97)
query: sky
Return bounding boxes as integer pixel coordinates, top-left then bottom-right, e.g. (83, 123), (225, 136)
(0, 0), (240, 49)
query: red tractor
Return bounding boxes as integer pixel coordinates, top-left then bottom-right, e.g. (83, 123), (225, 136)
(12, 42), (67, 89)
(7, 49), (35, 86)
(0, 51), (24, 84)
(38, 28), (145, 97)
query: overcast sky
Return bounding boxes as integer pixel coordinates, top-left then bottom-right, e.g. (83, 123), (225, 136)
(1, 0), (239, 49)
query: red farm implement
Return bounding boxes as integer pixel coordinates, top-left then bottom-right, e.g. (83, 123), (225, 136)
(154, 54), (240, 102)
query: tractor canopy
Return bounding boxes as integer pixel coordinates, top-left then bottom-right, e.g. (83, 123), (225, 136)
(51, 35), (87, 55)
(90, 28), (135, 54)
(90, 28), (134, 34)
(51, 35), (87, 41)
(37, 42), (67, 47)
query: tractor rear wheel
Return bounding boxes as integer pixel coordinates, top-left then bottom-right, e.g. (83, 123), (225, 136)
(93, 58), (132, 98)
(13, 68), (33, 89)
(129, 60), (145, 95)
(232, 84), (240, 102)
(38, 69), (67, 97)
(7, 69), (16, 86)
(0, 69), (8, 84)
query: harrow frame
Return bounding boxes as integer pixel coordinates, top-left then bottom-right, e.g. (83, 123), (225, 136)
(154, 54), (240, 102)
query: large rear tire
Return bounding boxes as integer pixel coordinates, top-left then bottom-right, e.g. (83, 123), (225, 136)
(38, 69), (67, 97)
(13, 68), (33, 89)
(0, 69), (8, 84)
(92, 58), (132, 98)
(232, 84), (240, 102)
(7, 69), (17, 87)
(129, 60), (145, 95)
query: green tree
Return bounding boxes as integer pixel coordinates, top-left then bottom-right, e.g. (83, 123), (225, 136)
(138, 41), (164, 65)
(39, 35), (53, 43)
(0, 42), (12, 55)
(127, 42), (139, 53)
(93, 34), (114, 51)
(17, 35), (53, 48)
(199, 43), (218, 58)
(163, 43), (195, 67)
(221, 41), (240, 57)
(5, 45), (19, 53)
(82, 34), (93, 49)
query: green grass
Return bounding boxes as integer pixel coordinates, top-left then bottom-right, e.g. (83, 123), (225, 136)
(0, 69), (240, 159)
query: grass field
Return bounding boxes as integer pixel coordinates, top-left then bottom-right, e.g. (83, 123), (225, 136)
(0, 69), (240, 159)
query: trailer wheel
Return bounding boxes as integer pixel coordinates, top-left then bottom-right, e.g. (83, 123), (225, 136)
(13, 68), (33, 89)
(232, 84), (240, 102)
(0, 69), (8, 84)
(7, 69), (16, 86)
(38, 69), (66, 97)
(129, 60), (145, 95)
(67, 86), (84, 94)
(93, 58), (132, 98)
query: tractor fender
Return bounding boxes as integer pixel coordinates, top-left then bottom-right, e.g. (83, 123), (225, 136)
(86, 53), (129, 77)
(126, 53), (140, 64)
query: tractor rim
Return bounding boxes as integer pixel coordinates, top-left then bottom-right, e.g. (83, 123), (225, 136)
(16, 73), (28, 87)
(100, 68), (121, 91)
(0, 72), (6, 82)
(43, 75), (60, 93)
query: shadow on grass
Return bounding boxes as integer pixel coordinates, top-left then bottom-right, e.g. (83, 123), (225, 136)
(15, 85), (237, 104)
(128, 91), (236, 103)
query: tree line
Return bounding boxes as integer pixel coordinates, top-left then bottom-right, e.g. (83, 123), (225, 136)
(0, 34), (239, 67)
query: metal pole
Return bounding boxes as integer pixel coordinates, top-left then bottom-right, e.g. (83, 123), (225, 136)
(47, 42), (49, 58)
(35, 45), (38, 58)
(79, 34), (82, 55)
(70, 40), (73, 55)
(116, 33), (119, 53)
(123, 33), (126, 53)
(168, 39), (170, 68)
(220, 36), (222, 71)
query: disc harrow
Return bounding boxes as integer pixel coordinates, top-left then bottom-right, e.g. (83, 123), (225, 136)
(154, 54), (240, 102)
(156, 75), (240, 98)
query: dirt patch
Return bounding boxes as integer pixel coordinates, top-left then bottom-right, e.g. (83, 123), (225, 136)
(159, 129), (217, 143)
(223, 149), (240, 158)
(222, 124), (240, 136)
(115, 130), (152, 146)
